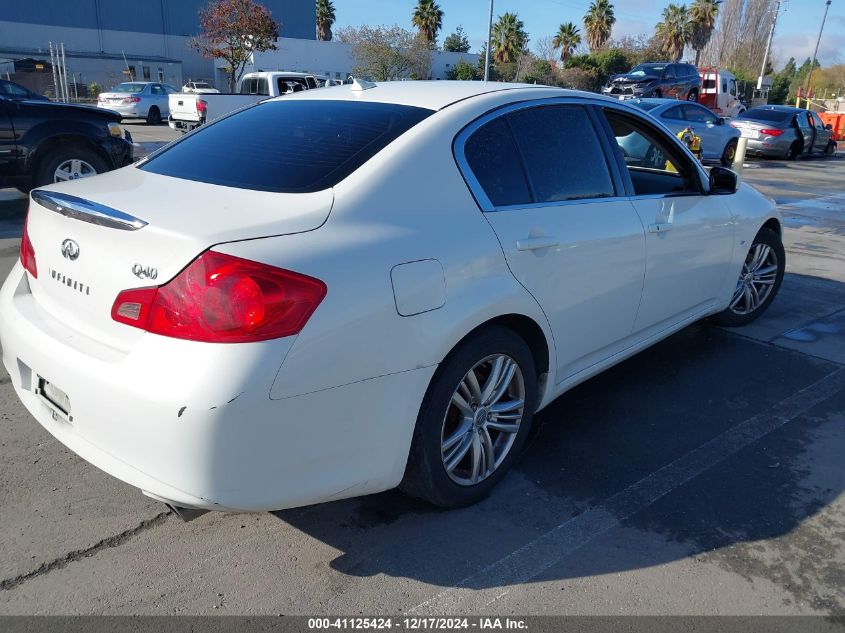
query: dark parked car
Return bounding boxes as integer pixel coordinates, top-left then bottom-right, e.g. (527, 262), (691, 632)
(602, 62), (701, 102)
(0, 95), (133, 192)
(731, 105), (835, 160)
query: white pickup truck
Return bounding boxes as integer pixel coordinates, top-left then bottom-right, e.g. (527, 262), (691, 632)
(168, 71), (319, 133)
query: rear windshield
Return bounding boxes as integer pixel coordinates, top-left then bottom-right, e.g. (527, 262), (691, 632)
(113, 83), (146, 93)
(739, 108), (792, 123)
(140, 100), (434, 193)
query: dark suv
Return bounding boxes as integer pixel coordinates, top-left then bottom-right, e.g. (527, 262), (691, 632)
(0, 95), (133, 192)
(602, 62), (701, 102)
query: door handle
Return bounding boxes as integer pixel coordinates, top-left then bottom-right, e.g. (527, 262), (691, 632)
(516, 236), (559, 251)
(648, 223), (672, 234)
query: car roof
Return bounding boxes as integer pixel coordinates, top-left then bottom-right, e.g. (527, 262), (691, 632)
(746, 105), (803, 113)
(272, 80), (584, 111)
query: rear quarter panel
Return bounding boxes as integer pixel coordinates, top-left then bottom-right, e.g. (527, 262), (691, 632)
(215, 92), (558, 404)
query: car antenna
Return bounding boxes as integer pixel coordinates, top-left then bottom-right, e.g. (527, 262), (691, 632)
(350, 77), (377, 91)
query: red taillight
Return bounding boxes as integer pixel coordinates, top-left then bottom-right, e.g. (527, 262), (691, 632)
(111, 251), (327, 343)
(122, 96), (141, 103)
(760, 128), (784, 137)
(196, 99), (208, 115)
(20, 213), (37, 278)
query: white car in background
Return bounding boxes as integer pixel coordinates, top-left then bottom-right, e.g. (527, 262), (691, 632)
(97, 81), (177, 124)
(181, 81), (220, 94)
(1, 82), (784, 519)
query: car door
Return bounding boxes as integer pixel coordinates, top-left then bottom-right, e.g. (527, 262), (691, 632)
(681, 103), (722, 160)
(150, 84), (168, 115)
(597, 105), (735, 335)
(795, 113), (814, 154)
(663, 65), (680, 99)
(458, 102), (646, 382)
(0, 98), (18, 174)
(809, 112), (831, 152)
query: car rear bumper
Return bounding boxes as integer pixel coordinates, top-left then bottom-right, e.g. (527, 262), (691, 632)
(0, 263), (433, 512)
(168, 116), (202, 133)
(745, 138), (789, 158)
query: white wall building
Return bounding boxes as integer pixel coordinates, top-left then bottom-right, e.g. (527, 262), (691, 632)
(225, 37), (479, 86)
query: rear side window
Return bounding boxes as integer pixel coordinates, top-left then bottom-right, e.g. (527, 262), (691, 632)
(663, 105), (685, 120)
(141, 100), (433, 193)
(506, 105), (614, 203)
(239, 77), (269, 95)
(463, 117), (531, 207)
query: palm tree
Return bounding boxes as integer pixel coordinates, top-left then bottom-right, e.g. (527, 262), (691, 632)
(491, 12), (528, 64)
(412, 0), (444, 46)
(583, 0), (616, 51)
(552, 22), (582, 64)
(316, 0), (336, 41)
(655, 3), (692, 62)
(688, 0), (719, 66)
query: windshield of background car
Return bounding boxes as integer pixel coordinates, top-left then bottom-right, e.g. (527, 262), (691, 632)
(630, 65), (665, 77)
(114, 83), (146, 93)
(140, 100), (434, 193)
(739, 109), (792, 123)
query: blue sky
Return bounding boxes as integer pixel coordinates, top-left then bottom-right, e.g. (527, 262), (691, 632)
(330, 0), (845, 69)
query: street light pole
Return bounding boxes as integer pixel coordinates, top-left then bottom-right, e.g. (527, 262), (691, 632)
(484, 0), (493, 82)
(757, 0), (781, 90)
(803, 0), (832, 107)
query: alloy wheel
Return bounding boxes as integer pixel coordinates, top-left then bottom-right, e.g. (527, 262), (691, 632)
(54, 159), (97, 182)
(729, 243), (779, 315)
(441, 354), (525, 486)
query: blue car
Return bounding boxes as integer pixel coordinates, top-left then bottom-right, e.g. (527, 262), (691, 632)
(630, 98), (741, 166)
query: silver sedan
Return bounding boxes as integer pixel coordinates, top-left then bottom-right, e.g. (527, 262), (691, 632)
(631, 98), (741, 166)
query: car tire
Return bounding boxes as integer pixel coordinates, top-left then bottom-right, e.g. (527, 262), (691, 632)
(785, 142), (801, 161)
(687, 89), (699, 102)
(400, 326), (538, 508)
(825, 141), (837, 156)
(711, 227), (785, 328)
(146, 106), (161, 125)
(34, 145), (109, 188)
(721, 138), (738, 166)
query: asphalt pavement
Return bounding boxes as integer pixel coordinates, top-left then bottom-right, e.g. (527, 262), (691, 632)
(0, 154), (843, 616)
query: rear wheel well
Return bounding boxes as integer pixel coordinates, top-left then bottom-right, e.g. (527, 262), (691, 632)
(456, 314), (550, 381)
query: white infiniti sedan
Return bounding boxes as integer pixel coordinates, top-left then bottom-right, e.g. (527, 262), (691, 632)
(0, 82), (784, 518)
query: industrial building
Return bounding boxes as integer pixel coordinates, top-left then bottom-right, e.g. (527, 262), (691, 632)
(0, 0), (315, 96)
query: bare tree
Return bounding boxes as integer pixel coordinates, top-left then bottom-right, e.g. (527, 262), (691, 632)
(702, 0), (776, 73)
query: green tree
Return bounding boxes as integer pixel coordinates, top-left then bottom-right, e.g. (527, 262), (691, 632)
(338, 25), (418, 81)
(655, 3), (691, 62)
(448, 58), (477, 80)
(552, 22), (582, 64)
(190, 0), (280, 91)
(443, 25), (471, 53)
(411, 0), (443, 46)
(688, 0), (719, 66)
(584, 0), (616, 51)
(491, 12), (528, 64)
(768, 58), (795, 105)
(316, 0), (336, 41)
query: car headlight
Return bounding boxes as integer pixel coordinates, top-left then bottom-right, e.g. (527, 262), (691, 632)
(107, 122), (125, 139)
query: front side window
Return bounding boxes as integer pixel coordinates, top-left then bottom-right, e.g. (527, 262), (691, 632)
(506, 105), (615, 203)
(602, 110), (699, 197)
(141, 100), (433, 193)
(463, 117), (531, 207)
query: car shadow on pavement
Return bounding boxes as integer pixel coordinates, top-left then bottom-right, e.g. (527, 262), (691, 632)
(272, 273), (845, 594)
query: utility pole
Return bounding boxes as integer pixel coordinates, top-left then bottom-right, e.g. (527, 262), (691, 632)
(757, 0), (781, 90)
(803, 0), (832, 107)
(484, 0), (493, 82)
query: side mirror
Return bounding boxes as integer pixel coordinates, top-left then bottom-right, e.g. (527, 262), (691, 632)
(710, 166), (738, 194)
(826, 123), (834, 131)
(717, 117), (726, 126)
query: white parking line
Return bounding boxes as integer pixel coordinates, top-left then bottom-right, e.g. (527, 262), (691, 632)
(408, 366), (845, 615)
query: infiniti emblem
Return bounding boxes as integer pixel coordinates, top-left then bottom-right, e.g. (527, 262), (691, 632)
(61, 239), (80, 261)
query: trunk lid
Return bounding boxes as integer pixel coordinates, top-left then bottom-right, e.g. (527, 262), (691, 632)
(729, 119), (771, 140)
(24, 166), (332, 349)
